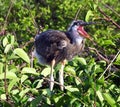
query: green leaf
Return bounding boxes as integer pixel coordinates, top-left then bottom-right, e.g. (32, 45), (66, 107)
(36, 79), (43, 88)
(103, 93), (116, 107)
(116, 54), (120, 62)
(114, 54), (120, 65)
(41, 68), (51, 77)
(117, 96), (120, 102)
(21, 75), (28, 83)
(8, 79), (19, 92)
(76, 57), (87, 65)
(64, 66), (76, 75)
(65, 86), (79, 92)
(96, 90), (104, 102)
(3, 37), (8, 47)
(103, 40), (115, 46)
(94, 65), (104, 73)
(54, 94), (63, 103)
(0, 63), (4, 74)
(12, 89), (19, 95)
(4, 44), (12, 53)
(97, 76), (104, 85)
(10, 35), (15, 44)
(19, 88), (30, 98)
(14, 48), (30, 64)
(31, 96), (42, 107)
(85, 10), (93, 22)
(93, 4), (97, 10)
(22, 67), (39, 75)
(0, 72), (17, 79)
(0, 94), (6, 100)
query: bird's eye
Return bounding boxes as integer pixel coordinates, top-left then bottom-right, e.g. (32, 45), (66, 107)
(74, 22), (79, 26)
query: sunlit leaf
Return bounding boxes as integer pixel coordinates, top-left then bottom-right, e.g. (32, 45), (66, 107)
(21, 75), (28, 83)
(41, 68), (51, 77)
(4, 44), (12, 53)
(0, 63), (4, 74)
(65, 86), (79, 92)
(76, 57), (87, 65)
(85, 10), (93, 22)
(0, 72), (17, 79)
(19, 88), (30, 98)
(14, 48), (30, 64)
(36, 79), (43, 88)
(11, 89), (19, 95)
(96, 90), (104, 102)
(54, 94), (63, 103)
(10, 35), (15, 44)
(22, 67), (39, 75)
(64, 66), (76, 75)
(0, 94), (6, 100)
(103, 93), (116, 107)
(93, 4), (97, 10)
(8, 79), (19, 92)
(116, 54), (120, 62)
(117, 96), (120, 102)
(114, 54), (120, 65)
(97, 76), (104, 85)
(3, 37), (8, 47)
(103, 40), (115, 46)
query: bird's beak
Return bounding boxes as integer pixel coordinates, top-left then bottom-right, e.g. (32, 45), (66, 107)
(80, 21), (98, 26)
(77, 26), (91, 40)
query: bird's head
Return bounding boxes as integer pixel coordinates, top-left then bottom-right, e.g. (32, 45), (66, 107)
(68, 20), (96, 40)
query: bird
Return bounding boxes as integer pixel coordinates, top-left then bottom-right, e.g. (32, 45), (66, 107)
(34, 20), (95, 91)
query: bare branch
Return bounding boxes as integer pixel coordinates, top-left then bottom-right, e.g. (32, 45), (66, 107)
(74, 7), (81, 21)
(98, 7), (120, 29)
(43, 77), (65, 88)
(104, 4), (120, 17)
(88, 47), (110, 64)
(3, 1), (14, 30)
(99, 50), (120, 79)
(20, 38), (34, 48)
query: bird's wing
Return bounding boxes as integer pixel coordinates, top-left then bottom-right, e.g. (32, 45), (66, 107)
(35, 30), (70, 63)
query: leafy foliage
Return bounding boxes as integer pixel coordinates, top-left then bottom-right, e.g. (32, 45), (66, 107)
(0, 0), (120, 107)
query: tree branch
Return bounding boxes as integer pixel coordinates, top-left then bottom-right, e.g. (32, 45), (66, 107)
(88, 47), (110, 64)
(74, 7), (81, 21)
(99, 50), (120, 79)
(98, 7), (120, 29)
(104, 4), (120, 17)
(43, 77), (65, 88)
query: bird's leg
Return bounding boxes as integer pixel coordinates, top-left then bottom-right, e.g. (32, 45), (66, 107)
(30, 51), (35, 68)
(50, 59), (55, 91)
(59, 59), (66, 91)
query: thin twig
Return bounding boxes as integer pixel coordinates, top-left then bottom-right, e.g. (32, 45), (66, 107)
(0, 1), (13, 36)
(43, 77), (65, 88)
(88, 47), (110, 63)
(74, 7), (81, 21)
(20, 38), (34, 48)
(24, 4), (39, 33)
(3, 1), (14, 29)
(4, 55), (8, 101)
(98, 7), (120, 29)
(3, 0), (14, 103)
(99, 50), (120, 79)
(104, 4), (120, 17)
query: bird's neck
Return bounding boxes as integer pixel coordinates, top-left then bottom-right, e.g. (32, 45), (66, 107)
(67, 30), (84, 45)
